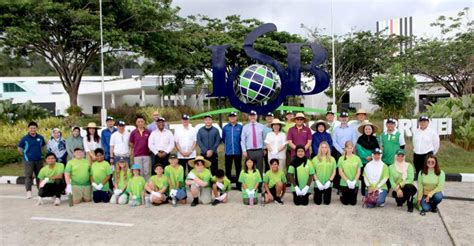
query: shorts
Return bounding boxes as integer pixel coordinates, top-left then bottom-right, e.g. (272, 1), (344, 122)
(72, 185), (91, 203)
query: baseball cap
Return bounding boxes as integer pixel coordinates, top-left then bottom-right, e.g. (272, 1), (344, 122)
(340, 112), (349, 117)
(386, 118), (397, 124)
(266, 112), (274, 117)
(228, 112), (238, 117)
(203, 114), (213, 119)
(106, 116), (114, 121)
(131, 164), (141, 170)
(182, 114), (190, 120)
(285, 111), (294, 115)
(373, 148), (382, 154)
(326, 111), (334, 116)
(169, 153), (178, 159)
(396, 149), (406, 156)
(117, 156), (127, 162)
(117, 120), (126, 126)
(156, 117), (166, 122)
(419, 115), (430, 121)
(249, 110), (257, 116)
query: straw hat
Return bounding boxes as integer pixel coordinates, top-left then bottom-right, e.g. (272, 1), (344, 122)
(188, 156), (211, 168)
(357, 122), (379, 134)
(310, 120), (330, 132)
(83, 122), (99, 130)
(355, 108), (367, 115)
(268, 118), (285, 128)
(291, 113), (309, 123)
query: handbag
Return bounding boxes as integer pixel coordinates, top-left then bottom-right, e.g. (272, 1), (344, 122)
(363, 190), (380, 207)
(175, 188), (187, 200)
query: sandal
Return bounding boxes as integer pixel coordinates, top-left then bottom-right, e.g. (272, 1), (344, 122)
(420, 210), (427, 216)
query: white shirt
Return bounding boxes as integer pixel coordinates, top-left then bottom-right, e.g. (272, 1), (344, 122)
(264, 131), (287, 159)
(148, 128), (175, 155)
(110, 131), (130, 156)
(174, 125), (197, 159)
(83, 136), (101, 153)
(412, 127), (440, 155)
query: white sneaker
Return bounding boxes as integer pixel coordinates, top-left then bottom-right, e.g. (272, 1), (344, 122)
(54, 198), (61, 206)
(26, 191), (32, 199)
(36, 197), (43, 206)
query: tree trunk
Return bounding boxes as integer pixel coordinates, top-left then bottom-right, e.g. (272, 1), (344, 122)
(68, 90), (78, 107)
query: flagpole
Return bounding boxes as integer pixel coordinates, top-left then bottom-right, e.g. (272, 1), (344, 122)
(330, 0), (337, 117)
(99, 0), (107, 127)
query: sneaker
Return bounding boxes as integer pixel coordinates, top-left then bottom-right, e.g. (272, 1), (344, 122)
(407, 206), (414, 213)
(26, 191), (32, 199)
(54, 198), (61, 206)
(36, 197), (43, 206)
(191, 199), (199, 207)
(211, 199), (220, 206)
(379, 203), (385, 207)
(172, 198), (177, 207)
(274, 198), (284, 205)
(431, 207), (438, 213)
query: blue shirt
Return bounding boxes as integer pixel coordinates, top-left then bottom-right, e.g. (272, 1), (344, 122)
(311, 131), (333, 155)
(18, 134), (46, 161)
(241, 122), (265, 151)
(222, 123), (243, 155)
(332, 124), (358, 154)
(101, 127), (117, 159)
(263, 126), (272, 142)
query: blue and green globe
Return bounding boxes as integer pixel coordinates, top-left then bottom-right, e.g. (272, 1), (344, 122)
(237, 64), (281, 104)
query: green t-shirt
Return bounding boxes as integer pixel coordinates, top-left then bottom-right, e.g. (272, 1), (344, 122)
(311, 156), (337, 184)
(164, 165), (185, 189)
(149, 174), (169, 194)
(356, 144), (374, 166)
(65, 158), (91, 186)
(388, 163), (415, 188)
(363, 164), (389, 190)
(187, 168), (212, 187)
(380, 131), (402, 165)
(91, 161), (113, 192)
(38, 163), (65, 183)
(114, 169), (131, 190)
(238, 170), (262, 198)
(417, 170), (445, 200)
(337, 155), (363, 187)
(127, 175), (146, 199)
(282, 122), (295, 133)
(211, 176), (232, 192)
(288, 160), (315, 192)
(263, 170), (287, 188)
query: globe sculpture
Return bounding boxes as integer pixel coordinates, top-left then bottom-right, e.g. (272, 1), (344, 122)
(237, 64), (281, 104)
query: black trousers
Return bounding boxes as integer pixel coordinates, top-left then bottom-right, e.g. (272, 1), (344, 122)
(203, 153), (218, 176)
(263, 150), (270, 174)
(413, 152), (432, 180)
(340, 187), (359, 205)
(360, 165), (367, 196)
(153, 153), (170, 173)
(93, 190), (110, 203)
(225, 155), (242, 186)
(38, 180), (64, 198)
(331, 147), (342, 190)
(178, 158), (194, 180)
(292, 192), (309, 206)
(392, 184), (417, 208)
(314, 188), (332, 205)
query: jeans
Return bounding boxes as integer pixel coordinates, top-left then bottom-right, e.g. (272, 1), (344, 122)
(314, 187), (332, 205)
(421, 192), (443, 211)
(365, 189), (388, 208)
(24, 160), (43, 192)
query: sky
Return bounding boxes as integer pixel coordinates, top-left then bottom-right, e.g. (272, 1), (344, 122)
(172, 0), (473, 37)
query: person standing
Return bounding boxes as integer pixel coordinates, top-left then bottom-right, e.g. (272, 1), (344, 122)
(310, 120), (333, 157)
(174, 114), (197, 176)
(356, 122), (380, 195)
(18, 121), (46, 199)
(287, 113), (312, 158)
(263, 112), (274, 172)
(197, 115), (221, 175)
(222, 112), (243, 188)
(282, 111), (295, 133)
(129, 115), (152, 180)
(349, 108), (369, 134)
(83, 122), (101, 164)
(109, 120), (131, 167)
(389, 149), (417, 213)
(101, 116), (117, 163)
(241, 110), (265, 174)
(66, 126), (83, 161)
(148, 117), (174, 168)
(47, 128), (67, 164)
(380, 118), (406, 166)
(264, 119), (287, 171)
(147, 111), (169, 132)
(412, 116), (440, 179)
(325, 111), (340, 134)
(332, 112), (358, 162)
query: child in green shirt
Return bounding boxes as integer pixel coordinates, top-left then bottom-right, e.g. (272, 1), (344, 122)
(312, 141), (337, 205)
(287, 145), (314, 206)
(337, 141), (362, 206)
(90, 148), (113, 203)
(211, 169), (231, 206)
(110, 157), (131, 205)
(65, 148), (91, 204)
(166, 154), (187, 206)
(417, 155), (445, 215)
(127, 164), (146, 207)
(186, 156), (213, 206)
(145, 164), (169, 205)
(238, 158), (262, 205)
(263, 159), (286, 205)
(37, 153), (65, 206)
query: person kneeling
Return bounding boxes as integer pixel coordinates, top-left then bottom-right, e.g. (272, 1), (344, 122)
(65, 148), (91, 204)
(165, 154), (187, 207)
(337, 141), (362, 206)
(145, 164), (168, 205)
(90, 148), (113, 203)
(287, 146), (314, 206)
(37, 153), (65, 206)
(238, 158), (262, 205)
(186, 156), (212, 207)
(312, 141), (336, 205)
(211, 169), (231, 206)
(263, 159), (286, 205)
(127, 164), (146, 207)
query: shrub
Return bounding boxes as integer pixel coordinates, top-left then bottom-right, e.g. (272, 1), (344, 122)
(138, 106), (202, 122)
(66, 105), (83, 116)
(0, 99), (49, 123)
(0, 148), (22, 166)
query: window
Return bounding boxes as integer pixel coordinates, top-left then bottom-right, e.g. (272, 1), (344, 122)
(3, 83), (26, 92)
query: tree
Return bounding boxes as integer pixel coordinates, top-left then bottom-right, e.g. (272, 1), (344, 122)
(367, 64), (416, 118)
(404, 7), (473, 97)
(0, 0), (178, 107)
(303, 26), (402, 106)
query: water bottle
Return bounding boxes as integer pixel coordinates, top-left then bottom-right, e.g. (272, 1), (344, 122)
(260, 192), (265, 207)
(68, 193), (73, 207)
(249, 195), (254, 206)
(145, 195), (151, 208)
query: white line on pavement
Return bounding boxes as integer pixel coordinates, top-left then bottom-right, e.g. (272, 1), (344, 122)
(31, 217), (134, 227)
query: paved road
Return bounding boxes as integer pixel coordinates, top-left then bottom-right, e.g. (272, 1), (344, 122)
(0, 184), (470, 245)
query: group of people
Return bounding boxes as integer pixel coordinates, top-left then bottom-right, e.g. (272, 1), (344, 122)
(17, 109), (444, 214)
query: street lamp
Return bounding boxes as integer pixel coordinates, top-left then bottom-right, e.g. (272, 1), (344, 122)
(330, 0), (337, 117)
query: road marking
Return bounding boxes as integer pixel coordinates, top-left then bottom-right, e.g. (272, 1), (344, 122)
(31, 217), (134, 227)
